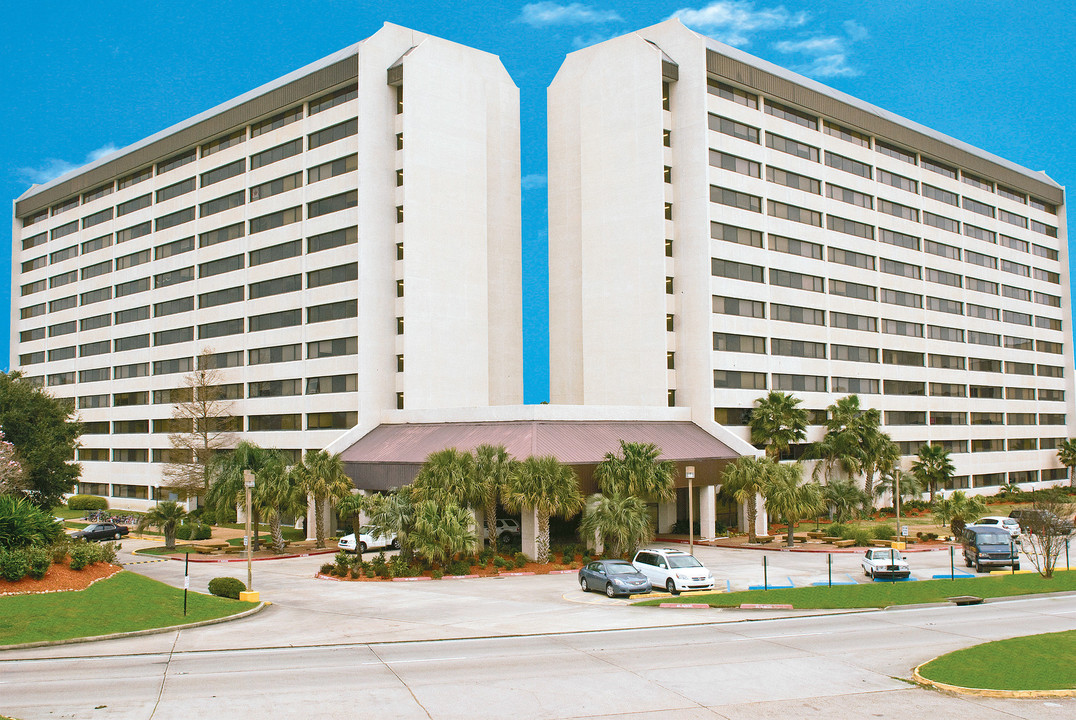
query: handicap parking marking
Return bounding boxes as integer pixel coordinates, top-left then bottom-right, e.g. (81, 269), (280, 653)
(932, 571), (975, 579)
(809, 573), (858, 586)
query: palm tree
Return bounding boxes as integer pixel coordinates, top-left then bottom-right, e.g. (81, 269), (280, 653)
(749, 391), (808, 460)
(255, 453), (306, 552)
(720, 455), (777, 543)
(336, 492), (369, 560)
(472, 444), (515, 551)
(763, 463), (824, 547)
(579, 493), (652, 557)
(366, 487), (414, 550)
(593, 441), (676, 501)
(874, 470), (923, 512)
(808, 396), (868, 486)
(932, 490), (986, 537)
(911, 444), (955, 498)
(137, 501), (187, 550)
(858, 414), (894, 500)
(297, 450), (353, 548)
(205, 441), (275, 551)
(503, 455), (584, 562)
(407, 498), (476, 569)
(1057, 439), (1076, 488)
(822, 478), (869, 523)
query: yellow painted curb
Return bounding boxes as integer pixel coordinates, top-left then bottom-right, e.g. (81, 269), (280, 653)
(912, 662), (1076, 698)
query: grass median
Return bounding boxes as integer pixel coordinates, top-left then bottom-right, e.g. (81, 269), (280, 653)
(918, 630), (1076, 691)
(0, 571), (257, 646)
(635, 570), (1076, 609)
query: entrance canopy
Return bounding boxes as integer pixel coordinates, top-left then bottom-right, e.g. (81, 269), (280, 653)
(339, 418), (743, 491)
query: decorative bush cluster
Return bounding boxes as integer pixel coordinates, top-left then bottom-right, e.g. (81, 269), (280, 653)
(0, 548), (31, 582)
(208, 576), (246, 599)
(67, 494), (109, 511)
(175, 523), (213, 541)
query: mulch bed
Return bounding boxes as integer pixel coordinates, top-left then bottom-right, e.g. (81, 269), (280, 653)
(0, 561), (122, 596)
(319, 559), (582, 582)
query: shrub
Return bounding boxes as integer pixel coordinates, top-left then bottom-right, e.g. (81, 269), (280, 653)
(98, 542), (118, 564)
(26, 547), (52, 580)
(371, 552), (389, 578)
(447, 560), (471, 576)
(68, 543), (98, 570)
(430, 569), (444, 579)
(513, 551), (528, 567)
(190, 524), (212, 541)
(349, 565), (363, 579)
(493, 555), (508, 568)
(478, 547), (495, 565)
(825, 522), (848, 538)
(580, 553), (591, 565)
(175, 525), (194, 541)
(319, 563), (335, 575)
(208, 576), (246, 599)
(198, 510), (216, 526)
(872, 524), (896, 541)
(67, 494), (108, 511)
(0, 494), (64, 550)
(849, 527), (873, 546)
(559, 544), (577, 562)
(0, 548), (30, 582)
(365, 567), (376, 578)
(49, 536), (71, 564)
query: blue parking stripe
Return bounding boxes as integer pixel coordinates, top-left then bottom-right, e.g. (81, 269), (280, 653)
(933, 572), (975, 579)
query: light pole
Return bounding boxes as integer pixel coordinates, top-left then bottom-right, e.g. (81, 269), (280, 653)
(241, 470), (258, 602)
(686, 466), (695, 556)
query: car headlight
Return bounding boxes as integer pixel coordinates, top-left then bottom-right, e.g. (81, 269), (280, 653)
(676, 572), (688, 579)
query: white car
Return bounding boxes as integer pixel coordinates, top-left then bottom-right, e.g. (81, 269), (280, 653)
(968, 516), (1021, 538)
(338, 525), (399, 554)
(495, 518), (521, 542)
(632, 548), (715, 594)
(861, 548), (910, 580)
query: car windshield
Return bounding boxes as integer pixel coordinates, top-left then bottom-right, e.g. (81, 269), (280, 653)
(605, 562), (638, 575)
(668, 555), (703, 569)
(874, 549), (904, 562)
(84, 524), (100, 531)
(978, 533), (1011, 545)
(358, 526), (374, 535)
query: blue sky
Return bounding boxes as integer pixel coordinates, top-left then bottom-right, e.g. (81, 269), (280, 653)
(3, 1), (1073, 403)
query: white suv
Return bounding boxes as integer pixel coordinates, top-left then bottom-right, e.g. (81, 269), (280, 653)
(632, 548), (715, 594)
(495, 518), (521, 543)
(968, 516), (1021, 538)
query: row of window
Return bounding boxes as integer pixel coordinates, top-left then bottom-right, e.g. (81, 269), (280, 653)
(74, 376), (357, 410)
(713, 368), (1065, 402)
(19, 227), (358, 322)
(705, 78), (1059, 217)
(21, 85), (359, 230)
(19, 298), (358, 367)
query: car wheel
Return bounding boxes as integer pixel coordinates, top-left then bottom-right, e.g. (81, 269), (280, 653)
(359, 542), (367, 554)
(580, 578), (588, 593)
(606, 583), (617, 598)
(390, 538), (400, 550)
(665, 579), (679, 595)
(499, 532), (512, 543)
(964, 555), (972, 568)
(114, 533), (121, 540)
(976, 563), (984, 573)
(870, 569), (875, 580)
(1013, 563), (1020, 571)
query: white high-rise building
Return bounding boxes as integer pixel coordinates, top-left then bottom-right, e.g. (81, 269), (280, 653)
(10, 23), (522, 509)
(549, 20), (1071, 493)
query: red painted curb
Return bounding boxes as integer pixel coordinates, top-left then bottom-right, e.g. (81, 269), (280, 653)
(442, 574), (480, 580)
(498, 571), (536, 577)
(740, 603), (794, 610)
(391, 576), (432, 582)
(659, 603), (709, 609)
(549, 569), (577, 575)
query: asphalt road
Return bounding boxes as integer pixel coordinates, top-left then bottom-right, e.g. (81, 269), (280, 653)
(2, 541), (1073, 719)
(2, 595), (1074, 719)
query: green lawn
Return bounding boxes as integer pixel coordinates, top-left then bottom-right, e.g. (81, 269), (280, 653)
(0, 571), (257, 646)
(134, 545), (198, 556)
(636, 570), (1076, 609)
(919, 630), (1076, 691)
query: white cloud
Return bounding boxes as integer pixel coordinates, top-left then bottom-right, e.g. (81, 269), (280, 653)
(843, 19), (869, 42)
(773, 36), (842, 55)
(521, 173), (548, 190)
(772, 20), (867, 78)
(670, 1), (808, 46)
(518, 2), (621, 28)
(793, 53), (858, 78)
(16, 143), (119, 186)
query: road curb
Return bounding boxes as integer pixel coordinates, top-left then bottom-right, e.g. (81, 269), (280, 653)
(912, 662), (1076, 698)
(133, 548), (338, 563)
(653, 537), (954, 554)
(0, 602), (269, 652)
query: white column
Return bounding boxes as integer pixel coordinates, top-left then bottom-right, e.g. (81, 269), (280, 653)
(657, 500), (677, 534)
(472, 507), (485, 550)
(699, 485), (716, 539)
(520, 506), (539, 560)
(306, 499), (317, 541)
(754, 492), (769, 537)
(585, 496), (604, 554)
(737, 499), (746, 532)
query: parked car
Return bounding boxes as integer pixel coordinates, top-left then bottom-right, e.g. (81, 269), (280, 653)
(338, 526), (399, 553)
(1008, 509), (1075, 535)
(968, 516), (1021, 538)
(495, 518), (521, 543)
(578, 559), (652, 597)
(963, 525), (1020, 572)
(861, 548), (910, 579)
(632, 548), (714, 594)
(69, 522), (128, 541)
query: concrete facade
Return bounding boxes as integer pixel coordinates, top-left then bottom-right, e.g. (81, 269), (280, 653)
(10, 24), (522, 510)
(549, 20), (1072, 498)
